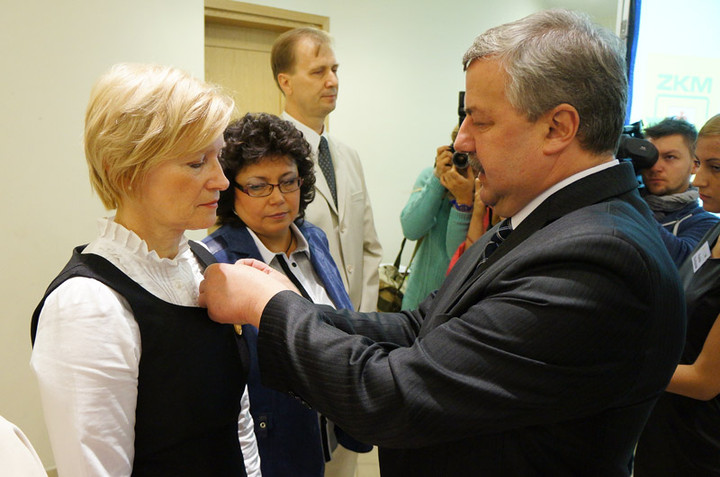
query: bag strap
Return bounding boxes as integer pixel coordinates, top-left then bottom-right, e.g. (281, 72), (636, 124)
(406, 237), (422, 270)
(396, 237), (423, 289)
(392, 238), (407, 268)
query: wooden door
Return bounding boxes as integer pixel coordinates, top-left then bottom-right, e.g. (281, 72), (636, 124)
(204, 0), (329, 118)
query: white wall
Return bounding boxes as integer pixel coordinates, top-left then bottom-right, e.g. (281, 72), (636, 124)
(0, 0), (205, 470)
(0, 0), (616, 471)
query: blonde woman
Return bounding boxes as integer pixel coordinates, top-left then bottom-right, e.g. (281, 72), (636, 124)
(635, 113), (720, 476)
(30, 63), (259, 477)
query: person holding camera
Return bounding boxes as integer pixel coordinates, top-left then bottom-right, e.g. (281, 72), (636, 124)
(639, 117), (719, 266)
(398, 129), (475, 310)
(446, 176), (500, 273)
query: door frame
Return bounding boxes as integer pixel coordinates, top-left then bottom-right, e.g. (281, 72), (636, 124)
(205, 0), (328, 34)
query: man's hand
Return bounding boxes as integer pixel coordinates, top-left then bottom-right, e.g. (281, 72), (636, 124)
(236, 258), (302, 292)
(198, 260), (299, 327)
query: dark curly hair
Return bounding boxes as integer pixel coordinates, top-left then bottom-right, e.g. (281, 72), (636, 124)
(216, 113), (316, 226)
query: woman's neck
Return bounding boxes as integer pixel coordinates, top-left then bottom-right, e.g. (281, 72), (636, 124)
(114, 210), (182, 259)
(257, 228), (295, 256)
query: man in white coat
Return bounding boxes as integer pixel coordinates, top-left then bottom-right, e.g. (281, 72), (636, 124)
(270, 26), (383, 475)
(271, 28), (381, 314)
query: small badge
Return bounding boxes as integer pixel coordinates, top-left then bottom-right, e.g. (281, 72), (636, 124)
(692, 241), (712, 273)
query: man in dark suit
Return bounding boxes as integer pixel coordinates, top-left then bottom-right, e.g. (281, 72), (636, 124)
(199, 9), (686, 476)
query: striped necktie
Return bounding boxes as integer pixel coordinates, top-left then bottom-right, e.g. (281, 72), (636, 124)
(478, 218), (513, 265)
(318, 136), (338, 207)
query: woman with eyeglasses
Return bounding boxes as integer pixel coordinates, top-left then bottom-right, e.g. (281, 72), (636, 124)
(203, 112), (370, 477)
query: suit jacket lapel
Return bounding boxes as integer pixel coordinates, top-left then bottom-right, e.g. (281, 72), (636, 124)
(327, 138), (344, 217)
(314, 168), (338, 215)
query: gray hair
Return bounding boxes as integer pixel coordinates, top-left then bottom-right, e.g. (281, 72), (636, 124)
(462, 9), (627, 155)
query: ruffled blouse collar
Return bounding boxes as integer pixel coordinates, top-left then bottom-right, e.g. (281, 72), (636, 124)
(97, 217), (190, 266)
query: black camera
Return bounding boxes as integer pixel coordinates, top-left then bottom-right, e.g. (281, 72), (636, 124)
(451, 148), (469, 170)
(451, 91), (469, 170)
(616, 121), (658, 172)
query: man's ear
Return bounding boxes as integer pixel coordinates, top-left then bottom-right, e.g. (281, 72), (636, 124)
(542, 104), (579, 155)
(277, 73), (292, 96)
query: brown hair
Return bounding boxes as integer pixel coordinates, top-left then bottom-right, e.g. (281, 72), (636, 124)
(271, 27), (332, 89)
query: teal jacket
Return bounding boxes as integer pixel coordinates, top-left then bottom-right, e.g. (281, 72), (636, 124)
(400, 167), (471, 309)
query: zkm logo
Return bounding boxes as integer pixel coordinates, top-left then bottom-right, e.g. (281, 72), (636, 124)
(658, 75), (712, 94)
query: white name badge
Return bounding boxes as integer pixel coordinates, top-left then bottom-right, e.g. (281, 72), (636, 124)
(692, 241), (712, 273)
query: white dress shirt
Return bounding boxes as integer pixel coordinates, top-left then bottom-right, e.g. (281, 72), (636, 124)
(31, 218), (260, 477)
(511, 160), (619, 228)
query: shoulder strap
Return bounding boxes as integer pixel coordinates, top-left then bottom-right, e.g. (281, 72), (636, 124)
(189, 241), (217, 270)
(276, 257), (313, 301)
(31, 246), (152, 345)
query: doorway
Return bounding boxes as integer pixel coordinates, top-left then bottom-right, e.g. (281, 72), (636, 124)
(204, 0), (328, 117)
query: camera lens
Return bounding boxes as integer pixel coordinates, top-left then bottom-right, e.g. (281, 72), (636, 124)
(452, 152), (469, 170)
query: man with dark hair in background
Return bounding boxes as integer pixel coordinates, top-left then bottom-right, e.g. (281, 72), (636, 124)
(201, 10), (686, 476)
(640, 117), (718, 266)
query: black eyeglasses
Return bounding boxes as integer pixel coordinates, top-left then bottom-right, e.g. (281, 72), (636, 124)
(233, 178), (303, 197)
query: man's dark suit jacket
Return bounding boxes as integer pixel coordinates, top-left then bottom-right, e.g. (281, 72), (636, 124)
(255, 162), (687, 476)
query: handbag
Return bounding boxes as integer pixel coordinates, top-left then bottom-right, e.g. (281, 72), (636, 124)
(377, 237), (421, 312)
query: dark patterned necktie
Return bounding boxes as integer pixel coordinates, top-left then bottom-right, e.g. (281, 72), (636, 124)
(478, 218), (513, 265)
(318, 136), (338, 207)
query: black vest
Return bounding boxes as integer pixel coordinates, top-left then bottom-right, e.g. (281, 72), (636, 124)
(31, 246), (249, 476)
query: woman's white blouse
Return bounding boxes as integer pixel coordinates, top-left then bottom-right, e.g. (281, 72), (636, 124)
(31, 218), (260, 477)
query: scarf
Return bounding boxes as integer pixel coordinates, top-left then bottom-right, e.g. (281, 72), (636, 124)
(641, 186), (699, 222)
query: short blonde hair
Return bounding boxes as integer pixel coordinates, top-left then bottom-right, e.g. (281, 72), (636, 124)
(699, 114), (720, 139)
(84, 63), (235, 209)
